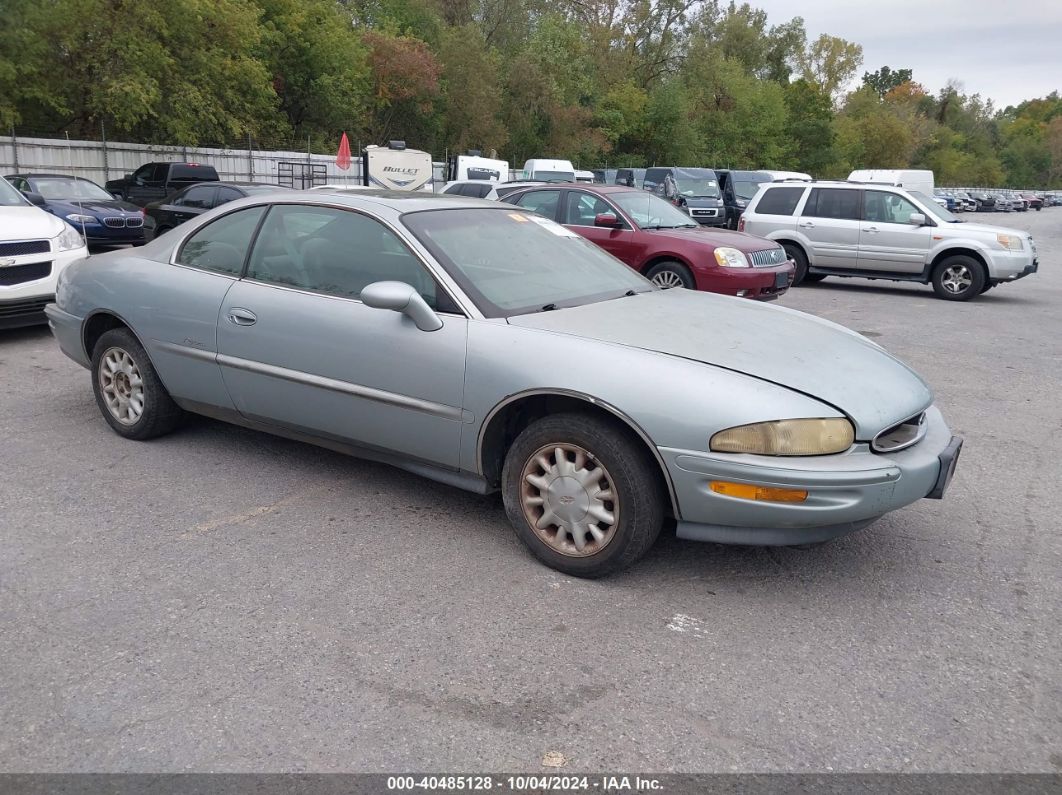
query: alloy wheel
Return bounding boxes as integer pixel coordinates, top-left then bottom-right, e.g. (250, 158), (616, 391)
(940, 263), (973, 295)
(651, 270), (686, 289)
(98, 347), (145, 425)
(520, 443), (619, 557)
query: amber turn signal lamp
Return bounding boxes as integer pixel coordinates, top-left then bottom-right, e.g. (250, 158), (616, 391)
(710, 481), (808, 503)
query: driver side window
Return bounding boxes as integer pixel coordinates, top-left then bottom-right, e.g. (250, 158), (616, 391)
(864, 191), (920, 224)
(177, 206), (266, 275)
(245, 205), (442, 308)
(563, 192), (620, 227)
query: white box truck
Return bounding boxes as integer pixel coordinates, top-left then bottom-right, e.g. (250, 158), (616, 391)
(848, 169), (935, 196)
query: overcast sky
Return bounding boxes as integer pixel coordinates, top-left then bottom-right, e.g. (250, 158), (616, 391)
(752, 0), (1062, 109)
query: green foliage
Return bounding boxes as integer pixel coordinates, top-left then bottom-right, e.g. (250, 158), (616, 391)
(0, 0), (1058, 185)
(862, 66), (913, 98)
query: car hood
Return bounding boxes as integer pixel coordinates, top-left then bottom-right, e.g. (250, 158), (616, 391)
(645, 226), (780, 253)
(944, 219), (1030, 238)
(508, 289), (932, 439)
(48, 198), (141, 215)
(0, 205), (66, 240)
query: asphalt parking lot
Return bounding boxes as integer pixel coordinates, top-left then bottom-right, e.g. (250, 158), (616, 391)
(2, 211), (1060, 774)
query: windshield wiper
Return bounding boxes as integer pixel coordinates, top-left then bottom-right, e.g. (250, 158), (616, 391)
(644, 223), (696, 230)
(540, 303), (557, 311)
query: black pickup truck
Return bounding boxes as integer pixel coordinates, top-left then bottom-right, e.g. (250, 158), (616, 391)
(105, 162), (219, 206)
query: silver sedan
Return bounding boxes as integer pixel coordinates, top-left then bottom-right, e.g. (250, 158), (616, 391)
(45, 190), (962, 577)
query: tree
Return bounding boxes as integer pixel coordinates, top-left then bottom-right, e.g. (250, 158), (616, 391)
(783, 79), (835, 174)
(362, 31), (442, 143)
(862, 66), (912, 98)
(436, 25), (508, 152)
(798, 34), (863, 101)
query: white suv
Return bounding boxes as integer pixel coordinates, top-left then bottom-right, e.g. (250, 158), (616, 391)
(740, 181), (1038, 301)
(0, 177), (89, 328)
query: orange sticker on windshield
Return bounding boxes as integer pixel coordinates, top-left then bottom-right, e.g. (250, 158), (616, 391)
(507, 213), (529, 222)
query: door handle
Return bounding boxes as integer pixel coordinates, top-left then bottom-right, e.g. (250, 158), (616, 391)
(227, 308), (257, 326)
(798, 221), (815, 229)
(864, 226), (879, 233)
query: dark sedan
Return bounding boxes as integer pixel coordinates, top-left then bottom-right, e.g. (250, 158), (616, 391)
(145, 182), (289, 239)
(6, 173), (145, 245)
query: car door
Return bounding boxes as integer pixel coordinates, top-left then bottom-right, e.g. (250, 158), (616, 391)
(216, 203), (468, 468)
(560, 190), (636, 264)
(167, 185), (218, 228)
(147, 204), (268, 411)
(858, 190), (933, 273)
(510, 189), (563, 221)
(128, 164), (168, 205)
(797, 187), (862, 269)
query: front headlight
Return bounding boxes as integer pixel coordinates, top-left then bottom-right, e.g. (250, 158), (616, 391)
(714, 247), (750, 268)
(65, 213), (97, 225)
(53, 223), (85, 252)
(710, 418), (855, 456)
(996, 233), (1024, 251)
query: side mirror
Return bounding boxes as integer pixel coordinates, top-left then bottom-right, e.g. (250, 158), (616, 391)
(360, 281), (443, 332)
(23, 191), (46, 206)
(908, 213), (926, 226)
(594, 213), (622, 228)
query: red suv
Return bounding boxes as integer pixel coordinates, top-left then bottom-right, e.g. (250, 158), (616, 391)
(501, 185), (794, 299)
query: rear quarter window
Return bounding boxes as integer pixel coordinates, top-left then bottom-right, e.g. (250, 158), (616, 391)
(171, 165), (219, 181)
(754, 187), (805, 216)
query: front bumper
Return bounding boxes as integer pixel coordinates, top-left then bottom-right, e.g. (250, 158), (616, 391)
(0, 246), (87, 329)
(44, 303), (90, 367)
(986, 248), (1037, 282)
(696, 262), (795, 301)
(661, 405), (959, 546)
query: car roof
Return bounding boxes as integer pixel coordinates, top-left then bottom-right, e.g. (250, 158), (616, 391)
(9, 173), (96, 180)
(289, 188), (499, 213)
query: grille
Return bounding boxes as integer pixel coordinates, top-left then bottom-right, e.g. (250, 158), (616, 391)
(126, 216), (144, 228)
(103, 216), (125, 228)
(0, 240), (50, 257)
(0, 261), (52, 287)
(749, 247), (787, 267)
(872, 412), (927, 453)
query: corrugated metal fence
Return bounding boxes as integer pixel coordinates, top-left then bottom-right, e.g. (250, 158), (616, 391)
(0, 133), (367, 188)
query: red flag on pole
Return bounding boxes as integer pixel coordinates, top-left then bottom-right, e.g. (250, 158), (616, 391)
(336, 132), (351, 171)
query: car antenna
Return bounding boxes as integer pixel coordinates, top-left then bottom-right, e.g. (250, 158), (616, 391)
(65, 131), (88, 241)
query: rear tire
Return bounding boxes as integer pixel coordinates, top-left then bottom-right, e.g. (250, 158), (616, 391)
(646, 260), (694, 290)
(91, 328), (184, 440)
(931, 255), (985, 301)
(502, 413), (665, 578)
(781, 243), (809, 285)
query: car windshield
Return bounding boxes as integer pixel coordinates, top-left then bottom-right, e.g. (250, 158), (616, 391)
(31, 177), (113, 201)
(673, 169), (721, 198)
(402, 207), (653, 318)
(910, 190), (961, 223)
(732, 172), (771, 200)
(611, 191), (697, 229)
(0, 178), (30, 206)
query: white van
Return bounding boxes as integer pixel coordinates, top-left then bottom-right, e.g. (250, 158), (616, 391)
(763, 170), (812, 182)
(521, 159), (576, 183)
(848, 169), (935, 197)
(362, 142), (434, 191)
(447, 153), (510, 183)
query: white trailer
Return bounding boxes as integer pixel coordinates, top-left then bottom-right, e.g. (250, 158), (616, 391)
(362, 142), (434, 191)
(447, 152), (510, 183)
(848, 169), (935, 196)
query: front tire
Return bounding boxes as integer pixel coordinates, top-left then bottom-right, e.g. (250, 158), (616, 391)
(931, 255), (985, 301)
(646, 260), (694, 289)
(91, 328), (184, 439)
(502, 413), (665, 578)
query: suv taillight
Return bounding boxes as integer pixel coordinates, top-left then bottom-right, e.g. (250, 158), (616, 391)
(737, 216), (746, 232)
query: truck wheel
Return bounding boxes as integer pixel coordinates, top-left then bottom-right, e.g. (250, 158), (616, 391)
(931, 256), (985, 301)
